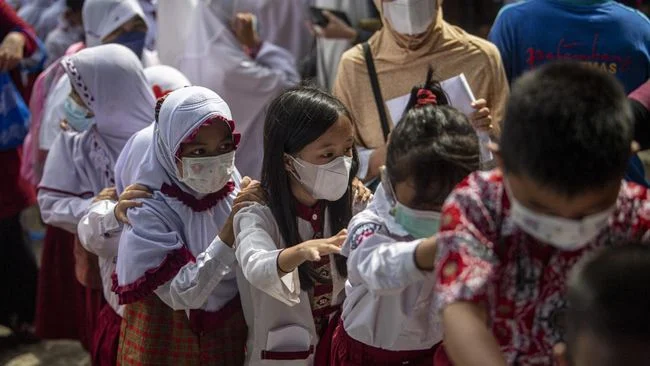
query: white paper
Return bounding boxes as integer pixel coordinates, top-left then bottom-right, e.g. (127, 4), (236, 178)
(440, 74), (494, 163)
(266, 324), (312, 352)
(385, 94), (411, 127)
(384, 73), (493, 163)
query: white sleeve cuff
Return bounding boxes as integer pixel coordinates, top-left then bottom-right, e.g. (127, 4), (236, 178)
(207, 236), (237, 267)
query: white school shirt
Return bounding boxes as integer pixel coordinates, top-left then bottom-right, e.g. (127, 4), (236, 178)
(234, 203), (345, 366)
(78, 199), (238, 314)
(340, 184), (443, 351)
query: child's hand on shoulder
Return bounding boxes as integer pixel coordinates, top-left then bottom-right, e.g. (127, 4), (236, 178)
(114, 184), (152, 225)
(352, 178), (372, 204)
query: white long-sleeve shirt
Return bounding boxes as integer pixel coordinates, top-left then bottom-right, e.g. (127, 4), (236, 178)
(78, 199), (237, 316)
(340, 184), (443, 351)
(234, 203), (346, 366)
(38, 189), (93, 234)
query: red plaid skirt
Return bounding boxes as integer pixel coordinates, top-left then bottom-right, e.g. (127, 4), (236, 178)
(117, 294), (247, 366)
(330, 319), (440, 366)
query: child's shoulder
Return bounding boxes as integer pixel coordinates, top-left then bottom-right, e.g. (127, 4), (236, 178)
(446, 169), (505, 212)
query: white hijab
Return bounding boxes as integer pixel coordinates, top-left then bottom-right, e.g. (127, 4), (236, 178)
(115, 65), (192, 193)
(39, 44), (155, 195)
(143, 65), (191, 98)
(235, 0), (313, 62)
(114, 86), (241, 311)
(82, 0), (146, 47)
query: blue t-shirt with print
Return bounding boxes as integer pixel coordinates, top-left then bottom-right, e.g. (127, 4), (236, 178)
(489, 0), (650, 93)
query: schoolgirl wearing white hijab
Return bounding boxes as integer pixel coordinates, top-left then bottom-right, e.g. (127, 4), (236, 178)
(36, 44), (154, 350)
(76, 65), (190, 366)
(179, 0), (300, 179)
(113, 86), (259, 365)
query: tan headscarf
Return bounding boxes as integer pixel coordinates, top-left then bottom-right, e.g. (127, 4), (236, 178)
(333, 0), (509, 149)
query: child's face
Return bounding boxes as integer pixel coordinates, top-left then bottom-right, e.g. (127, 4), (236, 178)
(291, 115), (354, 165)
(101, 16), (148, 43)
(176, 122), (234, 177)
(506, 172), (620, 220)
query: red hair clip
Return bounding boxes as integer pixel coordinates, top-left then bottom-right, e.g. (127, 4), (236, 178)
(415, 89), (437, 108)
(152, 85), (173, 100)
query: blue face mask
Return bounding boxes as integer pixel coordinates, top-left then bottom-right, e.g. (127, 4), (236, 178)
(392, 202), (441, 239)
(64, 97), (94, 132)
(112, 30), (146, 59)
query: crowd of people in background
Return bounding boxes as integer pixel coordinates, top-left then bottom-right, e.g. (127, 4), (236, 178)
(1, 0), (650, 365)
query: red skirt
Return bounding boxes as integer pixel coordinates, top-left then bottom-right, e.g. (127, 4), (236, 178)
(92, 304), (122, 366)
(34, 225), (105, 350)
(330, 320), (440, 366)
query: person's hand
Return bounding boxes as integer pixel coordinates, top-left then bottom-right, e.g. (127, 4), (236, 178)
(277, 229), (347, 274)
(470, 99), (493, 133)
(352, 177), (372, 204)
(60, 119), (70, 131)
(232, 13), (261, 50)
(220, 176), (267, 247)
(313, 11), (357, 41)
(93, 187), (118, 203)
(0, 32), (25, 72)
(114, 184), (152, 225)
(296, 230), (347, 261)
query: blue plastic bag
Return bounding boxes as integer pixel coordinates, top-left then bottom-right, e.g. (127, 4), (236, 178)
(0, 72), (30, 151)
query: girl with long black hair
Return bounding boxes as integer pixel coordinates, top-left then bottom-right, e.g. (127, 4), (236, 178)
(234, 85), (362, 365)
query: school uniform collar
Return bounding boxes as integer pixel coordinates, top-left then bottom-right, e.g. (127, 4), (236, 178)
(373, 184), (410, 237)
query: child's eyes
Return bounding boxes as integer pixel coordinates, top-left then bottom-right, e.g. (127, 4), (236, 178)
(219, 142), (234, 152)
(190, 148), (206, 156)
(321, 152), (334, 159)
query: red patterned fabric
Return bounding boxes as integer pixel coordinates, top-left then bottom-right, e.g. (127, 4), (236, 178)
(118, 294), (246, 366)
(92, 304), (121, 366)
(434, 170), (650, 365)
(295, 201), (341, 366)
(330, 319), (439, 366)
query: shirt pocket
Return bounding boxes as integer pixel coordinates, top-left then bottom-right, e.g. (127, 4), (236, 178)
(261, 324), (314, 361)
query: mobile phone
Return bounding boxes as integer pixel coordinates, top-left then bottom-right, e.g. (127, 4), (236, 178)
(309, 7), (352, 27)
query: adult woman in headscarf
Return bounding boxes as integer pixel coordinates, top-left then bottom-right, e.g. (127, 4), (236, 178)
(333, 0), (508, 183)
(36, 44), (154, 347)
(113, 86), (258, 365)
(0, 0), (39, 342)
(179, 0), (300, 179)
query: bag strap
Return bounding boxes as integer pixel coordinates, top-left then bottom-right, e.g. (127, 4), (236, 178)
(363, 42), (390, 142)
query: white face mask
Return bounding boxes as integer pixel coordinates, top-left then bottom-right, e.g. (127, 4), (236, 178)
(288, 155), (353, 201)
(508, 188), (615, 251)
(178, 151), (236, 194)
(383, 0), (437, 36)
